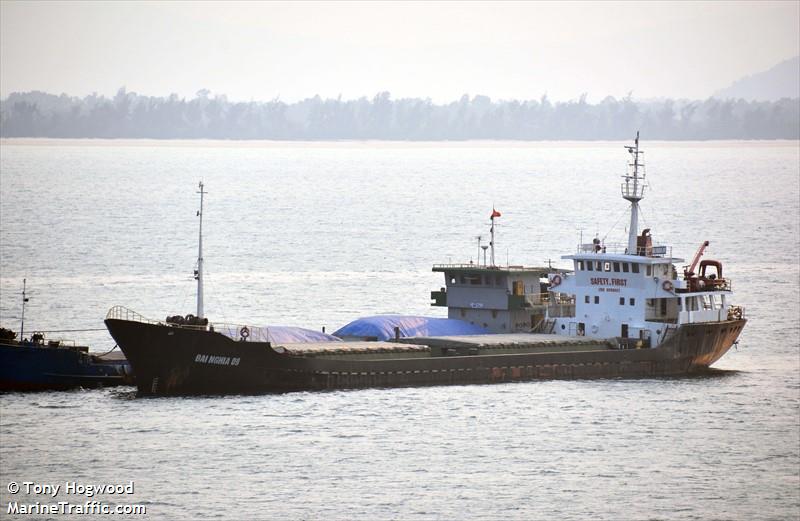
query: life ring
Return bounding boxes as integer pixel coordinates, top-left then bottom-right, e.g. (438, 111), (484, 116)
(550, 274), (562, 287)
(662, 280), (674, 292)
(240, 326), (250, 341)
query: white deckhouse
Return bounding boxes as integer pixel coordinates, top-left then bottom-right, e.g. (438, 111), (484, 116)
(545, 133), (743, 349)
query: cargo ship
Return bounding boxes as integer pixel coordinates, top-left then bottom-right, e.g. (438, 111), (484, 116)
(105, 135), (746, 395)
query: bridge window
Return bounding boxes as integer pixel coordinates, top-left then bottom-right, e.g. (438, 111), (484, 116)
(613, 262), (620, 272)
(596, 261), (602, 271)
(632, 264), (640, 274)
(577, 260), (585, 270)
(587, 262), (593, 271)
(622, 263), (629, 273)
(646, 265), (652, 276)
(604, 262), (611, 271)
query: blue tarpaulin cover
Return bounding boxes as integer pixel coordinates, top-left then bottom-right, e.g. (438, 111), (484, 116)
(333, 315), (489, 341)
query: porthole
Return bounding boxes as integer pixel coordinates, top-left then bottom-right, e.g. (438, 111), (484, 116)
(561, 324), (566, 330)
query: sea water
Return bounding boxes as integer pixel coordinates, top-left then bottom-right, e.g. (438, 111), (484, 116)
(0, 140), (798, 520)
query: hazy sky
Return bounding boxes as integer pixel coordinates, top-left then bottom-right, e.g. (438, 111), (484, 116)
(1, 1), (798, 102)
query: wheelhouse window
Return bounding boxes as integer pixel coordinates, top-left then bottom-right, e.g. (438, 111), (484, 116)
(646, 265), (652, 276)
(632, 264), (640, 274)
(604, 262), (611, 272)
(613, 262), (620, 272)
(577, 260), (585, 270)
(622, 263), (629, 273)
(587, 262), (593, 271)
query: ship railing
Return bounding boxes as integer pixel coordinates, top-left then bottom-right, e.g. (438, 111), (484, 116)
(432, 263), (546, 271)
(106, 305), (161, 325)
(212, 324), (272, 343)
(105, 306), (275, 342)
(547, 302), (576, 318)
(576, 242), (672, 258)
(727, 306), (745, 321)
(539, 293), (574, 305)
(678, 305), (745, 324)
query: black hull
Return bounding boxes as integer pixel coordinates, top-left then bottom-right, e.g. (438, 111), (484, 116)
(105, 318), (746, 396)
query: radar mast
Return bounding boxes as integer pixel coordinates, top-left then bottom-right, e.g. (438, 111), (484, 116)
(195, 182), (206, 319)
(622, 132), (646, 254)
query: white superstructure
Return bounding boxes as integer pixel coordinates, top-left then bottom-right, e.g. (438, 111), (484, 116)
(545, 134), (743, 348)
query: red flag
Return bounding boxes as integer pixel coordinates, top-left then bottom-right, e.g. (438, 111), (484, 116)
(490, 208), (501, 219)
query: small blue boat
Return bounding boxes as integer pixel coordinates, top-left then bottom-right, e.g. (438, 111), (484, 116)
(0, 328), (133, 392)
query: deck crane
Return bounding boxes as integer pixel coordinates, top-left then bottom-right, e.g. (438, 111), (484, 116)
(684, 240), (709, 279)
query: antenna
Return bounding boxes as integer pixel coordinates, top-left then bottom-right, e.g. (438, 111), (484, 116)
(621, 131), (646, 254)
(195, 182), (207, 319)
(19, 278), (29, 340)
(475, 235), (483, 266)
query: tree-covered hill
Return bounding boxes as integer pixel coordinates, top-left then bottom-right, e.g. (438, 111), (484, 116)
(1, 89), (798, 140)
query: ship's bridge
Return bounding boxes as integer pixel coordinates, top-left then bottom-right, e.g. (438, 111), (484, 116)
(432, 263), (565, 333)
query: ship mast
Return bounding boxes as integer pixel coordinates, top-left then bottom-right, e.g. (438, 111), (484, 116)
(489, 208), (501, 267)
(195, 182), (206, 319)
(622, 132), (646, 254)
(19, 278), (28, 340)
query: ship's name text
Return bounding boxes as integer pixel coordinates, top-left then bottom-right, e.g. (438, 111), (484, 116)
(194, 354), (241, 366)
(590, 277), (627, 287)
